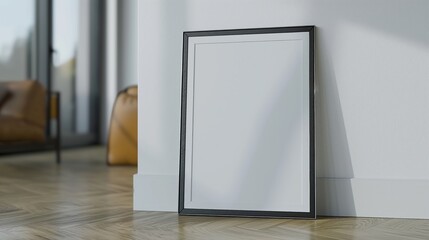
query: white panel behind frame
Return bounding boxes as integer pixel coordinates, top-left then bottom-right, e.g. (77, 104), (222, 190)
(184, 32), (310, 212)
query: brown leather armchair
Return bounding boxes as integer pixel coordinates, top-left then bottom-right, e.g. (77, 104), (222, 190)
(107, 86), (137, 165)
(0, 80), (61, 163)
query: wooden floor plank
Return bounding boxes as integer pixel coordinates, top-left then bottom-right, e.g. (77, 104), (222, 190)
(0, 146), (428, 239)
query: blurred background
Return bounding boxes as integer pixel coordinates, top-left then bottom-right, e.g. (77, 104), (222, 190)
(0, 0), (137, 147)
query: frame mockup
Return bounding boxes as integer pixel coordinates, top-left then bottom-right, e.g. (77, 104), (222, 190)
(179, 26), (315, 218)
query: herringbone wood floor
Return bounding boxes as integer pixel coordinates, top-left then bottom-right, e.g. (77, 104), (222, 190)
(0, 146), (428, 240)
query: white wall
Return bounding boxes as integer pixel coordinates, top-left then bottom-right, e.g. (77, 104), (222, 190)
(135, 0), (429, 218)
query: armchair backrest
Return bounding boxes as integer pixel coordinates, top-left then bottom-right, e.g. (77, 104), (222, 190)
(0, 80), (46, 128)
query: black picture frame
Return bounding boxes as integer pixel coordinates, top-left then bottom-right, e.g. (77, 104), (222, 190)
(179, 26), (315, 219)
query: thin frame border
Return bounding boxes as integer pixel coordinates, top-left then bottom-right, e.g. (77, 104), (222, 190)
(179, 26), (315, 219)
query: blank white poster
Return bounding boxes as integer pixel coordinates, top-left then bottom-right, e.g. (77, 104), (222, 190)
(181, 28), (313, 217)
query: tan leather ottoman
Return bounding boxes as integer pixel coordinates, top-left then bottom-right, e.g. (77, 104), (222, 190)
(107, 86), (137, 165)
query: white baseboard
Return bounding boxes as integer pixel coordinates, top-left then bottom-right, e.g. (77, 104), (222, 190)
(317, 178), (429, 219)
(133, 174), (178, 211)
(133, 174), (429, 219)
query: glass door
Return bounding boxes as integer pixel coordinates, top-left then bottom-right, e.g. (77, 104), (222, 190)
(51, 0), (100, 146)
(0, 0), (101, 147)
(0, 0), (37, 81)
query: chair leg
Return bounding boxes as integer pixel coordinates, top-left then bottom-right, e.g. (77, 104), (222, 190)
(55, 92), (61, 164)
(56, 137), (61, 164)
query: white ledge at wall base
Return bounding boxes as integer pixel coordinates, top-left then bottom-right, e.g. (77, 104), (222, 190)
(134, 174), (429, 219)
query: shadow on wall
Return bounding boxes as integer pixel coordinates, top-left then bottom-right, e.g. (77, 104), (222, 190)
(315, 27), (355, 216)
(310, 0), (427, 216)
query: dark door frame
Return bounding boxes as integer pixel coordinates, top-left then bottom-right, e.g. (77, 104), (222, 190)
(37, 0), (103, 147)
